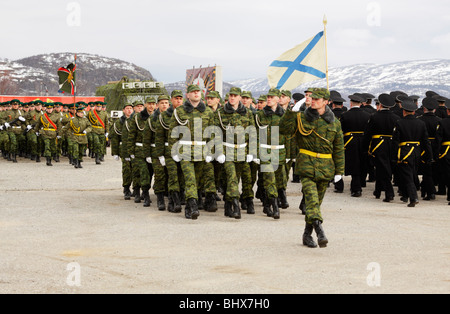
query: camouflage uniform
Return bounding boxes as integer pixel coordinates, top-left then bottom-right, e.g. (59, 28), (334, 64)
(4, 100), (27, 162)
(168, 85), (216, 219)
(0, 103), (11, 159)
(215, 90), (257, 218)
(33, 104), (63, 166)
(280, 88), (344, 248)
(127, 107), (152, 206)
(87, 102), (108, 163)
(66, 106), (92, 168)
(24, 103), (42, 161)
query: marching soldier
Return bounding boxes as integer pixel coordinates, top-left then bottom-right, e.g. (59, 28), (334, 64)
(280, 88), (344, 248)
(392, 97), (432, 207)
(110, 103), (135, 200)
(67, 105), (92, 168)
(214, 87), (257, 218)
(340, 94), (371, 197)
(168, 84), (216, 220)
(254, 88), (286, 219)
(87, 101), (109, 164)
(417, 97), (441, 201)
(436, 98), (450, 204)
(127, 100), (153, 206)
(0, 102), (11, 159)
(362, 94), (399, 202)
(279, 90), (293, 208)
(33, 102), (62, 166)
(4, 99), (27, 162)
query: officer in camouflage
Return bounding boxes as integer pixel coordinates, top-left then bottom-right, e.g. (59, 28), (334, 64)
(88, 101), (109, 164)
(280, 88), (345, 248)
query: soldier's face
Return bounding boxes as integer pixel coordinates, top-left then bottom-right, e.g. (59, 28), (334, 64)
(123, 107), (133, 117)
(241, 97), (251, 106)
(206, 97), (220, 107)
(279, 95), (291, 106)
(158, 100), (170, 112)
(12, 103), (19, 109)
(171, 96), (183, 108)
(305, 92), (312, 106)
(46, 108), (53, 113)
(310, 97), (327, 111)
(145, 102), (156, 113)
(267, 95), (279, 108)
(228, 94), (240, 106)
(187, 90), (202, 103)
(135, 105), (144, 113)
(257, 101), (266, 110)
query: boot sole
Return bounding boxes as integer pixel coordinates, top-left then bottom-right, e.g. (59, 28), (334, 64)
(318, 239), (328, 248)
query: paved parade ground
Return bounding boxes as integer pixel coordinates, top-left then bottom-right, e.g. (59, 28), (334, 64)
(1, 149), (449, 294)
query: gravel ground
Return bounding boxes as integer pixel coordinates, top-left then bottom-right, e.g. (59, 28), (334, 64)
(1, 149), (449, 294)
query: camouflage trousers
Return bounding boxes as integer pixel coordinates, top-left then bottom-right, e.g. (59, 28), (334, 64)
(72, 143), (87, 161)
(92, 133), (106, 155)
(42, 137), (57, 158)
(261, 161), (286, 198)
(180, 160), (216, 200)
(300, 177), (328, 224)
(8, 132), (25, 153)
(0, 131), (10, 152)
(152, 158), (167, 194)
(166, 157), (184, 192)
(223, 161), (253, 201)
(121, 158), (132, 188)
(26, 131), (38, 156)
(132, 157), (153, 190)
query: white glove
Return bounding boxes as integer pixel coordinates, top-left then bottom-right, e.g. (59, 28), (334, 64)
(105, 132), (109, 138)
(83, 130), (87, 134)
(159, 156), (166, 166)
(286, 158), (290, 163)
(253, 158), (260, 164)
(0, 126), (3, 131)
(113, 155), (119, 161)
(57, 136), (61, 139)
(35, 132), (40, 136)
(4, 122), (10, 128)
(246, 154), (253, 163)
(172, 155), (181, 162)
(205, 155), (213, 163)
(334, 175), (342, 183)
(146, 157), (152, 163)
(292, 98), (306, 112)
(27, 125), (32, 131)
(292, 159), (296, 162)
(18, 116), (26, 122)
(125, 157), (131, 161)
(216, 154), (226, 164)
(130, 154), (135, 159)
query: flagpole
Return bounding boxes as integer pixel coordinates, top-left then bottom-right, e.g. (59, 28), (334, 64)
(323, 15), (329, 90)
(73, 53), (77, 105)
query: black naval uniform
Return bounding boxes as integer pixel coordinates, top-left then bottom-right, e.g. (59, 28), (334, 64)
(436, 102), (450, 204)
(392, 98), (432, 207)
(362, 94), (400, 202)
(339, 97), (371, 196)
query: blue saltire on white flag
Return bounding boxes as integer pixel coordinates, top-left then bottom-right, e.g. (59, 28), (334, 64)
(267, 31), (326, 91)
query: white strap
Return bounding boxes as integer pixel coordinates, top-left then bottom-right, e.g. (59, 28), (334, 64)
(179, 140), (206, 146)
(223, 142), (247, 149)
(135, 143), (143, 147)
(260, 144), (285, 149)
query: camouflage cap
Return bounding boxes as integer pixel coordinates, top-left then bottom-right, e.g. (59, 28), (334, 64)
(145, 96), (156, 103)
(241, 90), (252, 98)
(206, 91), (220, 98)
(304, 87), (315, 93)
(123, 103), (134, 109)
(187, 84), (201, 93)
(171, 90), (183, 98)
(134, 100), (144, 106)
(267, 88), (281, 97)
(311, 88), (330, 100)
(158, 95), (170, 102)
(10, 99), (21, 105)
(229, 87), (242, 95)
(281, 90), (292, 98)
(258, 95), (267, 101)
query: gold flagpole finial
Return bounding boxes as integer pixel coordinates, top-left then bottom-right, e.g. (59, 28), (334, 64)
(323, 14), (329, 90)
(323, 14), (327, 25)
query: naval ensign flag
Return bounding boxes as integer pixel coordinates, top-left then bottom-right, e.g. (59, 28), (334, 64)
(267, 31), (326, 91)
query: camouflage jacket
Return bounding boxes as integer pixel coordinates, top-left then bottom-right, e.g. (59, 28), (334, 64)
(214, 102), (257, 161)
(142, 109), (158, 159)
(87, 109), (109, 135)
(168, 100), (215, 161)
(279, 106), (344, 181)
(127, 110), (150, 159)
(155, 106), (173, 158)
(254, 105), (286, 163)
(66, 115), (92, 144)
(34, 111), (62, 139)
(4, 109), (26, 134)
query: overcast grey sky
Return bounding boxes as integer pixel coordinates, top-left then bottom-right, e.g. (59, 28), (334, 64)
(2, 0), (449, 83)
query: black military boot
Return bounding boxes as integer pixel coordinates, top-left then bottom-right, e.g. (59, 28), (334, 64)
(123, 185), (131, 200)
(302, 222), (317, 248)
(271, 197), (280, 219)
(35, 154), (40, 162)
(142, 188), (151, 207)
(224, 200), (233, 217)
(231, 198), (241, 219)
(99, 154), (104, 162)
(77, 159), (83, 168)
(156, 192), (166, 211)
(12, 153), (17, 163)
(73, 159), (78, 168)
(197, 190), (204, 210)
(205, 192), (218, 212)
(240, 195), (247, 211)
(68, 155), (72, 164)
(31, 154), (35, 161)
(313, 220), (328, 248)
(278, 188), (289, 209)
(262, 194), (273, 217)
(245, 198), (255, 214)
(171, 191), (181, 212)
(95, 153), (101, 165)
(180, 189), (186, 205)
(299, 196), (306, 215)
(134, 187), (141, 203)
(46, 156), (52, 166)
(188, 198), (199, 220)
(185, 201), (191, 219)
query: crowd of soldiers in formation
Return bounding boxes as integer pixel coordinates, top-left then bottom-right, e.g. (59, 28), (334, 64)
(0, 99), (109, 167)
(107, 86), (450, 222)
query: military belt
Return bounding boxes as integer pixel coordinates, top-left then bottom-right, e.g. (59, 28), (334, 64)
(399, 141), (420, 147)
(43, 128), (56, 131)
(151, 143), (156, 147)
(372, 134), (392, 139)
(179, 140), (206, 146)
(260, 144), (285, 150)
(398, 142), (420, 163)
(344, 131), (364, 137)
(92, 125), (104, 129)
(74, 133), (86, 136)
(135, 143), (143, 147)
(223, 142), (247, 149)
(439, 141), (450, 159)
(299, 149), (332, 159)
(12, 126), (22, 129)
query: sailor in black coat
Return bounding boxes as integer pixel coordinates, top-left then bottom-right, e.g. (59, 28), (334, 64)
(392, 97), (432, 207)
(340, 94), (371, 197)
(436, 99), (450, 204)
(362, 94), (400, 202)
(417, 97), (441, 200)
